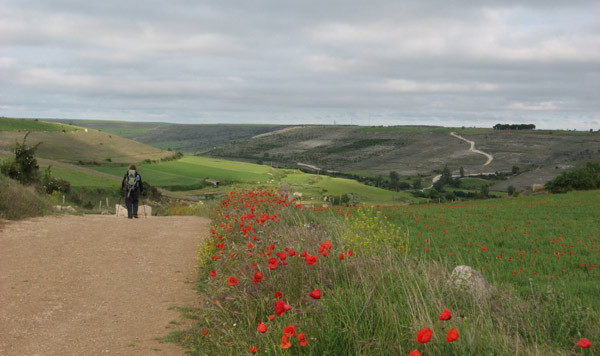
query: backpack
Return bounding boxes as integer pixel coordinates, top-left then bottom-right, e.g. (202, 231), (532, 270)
(125, 169), (139, 195)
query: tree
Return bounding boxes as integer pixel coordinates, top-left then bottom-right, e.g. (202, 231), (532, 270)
(439, 166), (452, 185)
(512, 166), (520, 175)
(0, 132), (42, 185)
(480, 185), (490, 197)
(389, 171), (400, 191)
(460, 166), (465, 178)
(507, 185), (516, 196)
(412, 177), (422, 189)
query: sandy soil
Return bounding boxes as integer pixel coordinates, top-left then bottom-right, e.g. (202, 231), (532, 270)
(0, 214), (210, 356)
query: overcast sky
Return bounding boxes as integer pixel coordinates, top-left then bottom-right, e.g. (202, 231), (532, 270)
(1, 1), (599, 129)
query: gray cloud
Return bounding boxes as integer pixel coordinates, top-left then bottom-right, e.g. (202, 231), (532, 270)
(1, 0), (599, 129)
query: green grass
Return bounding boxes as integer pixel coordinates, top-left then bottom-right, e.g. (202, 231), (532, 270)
(91, 156), (275, 190)
(50, 166), (120, 189)
(172, 188), (599, 355)
(0, 174), (56, 220)
(0, 118), (80, 132)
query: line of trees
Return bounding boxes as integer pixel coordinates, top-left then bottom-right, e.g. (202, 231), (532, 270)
(493, 123), (536, 130)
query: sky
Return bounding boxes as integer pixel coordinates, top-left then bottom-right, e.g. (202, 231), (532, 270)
(1, 0), (599, 130)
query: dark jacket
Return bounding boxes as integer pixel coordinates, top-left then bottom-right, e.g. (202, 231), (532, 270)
(122, 170), (144, 195)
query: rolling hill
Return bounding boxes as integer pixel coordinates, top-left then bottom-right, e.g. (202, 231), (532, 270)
(46, 119), (289, 154)
(205, 125), (600, 191)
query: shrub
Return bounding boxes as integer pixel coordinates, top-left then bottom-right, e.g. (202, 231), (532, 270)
(545, 162), (600, 193)
(0, 132), (41, 185)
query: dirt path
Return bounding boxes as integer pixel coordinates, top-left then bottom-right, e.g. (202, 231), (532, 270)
(0, 214), (210, 356)
(449, 132), (493, 166)
(422, 133), (495, 190)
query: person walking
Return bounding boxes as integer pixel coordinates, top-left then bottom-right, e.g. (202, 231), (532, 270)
(121, 164), (144, 219)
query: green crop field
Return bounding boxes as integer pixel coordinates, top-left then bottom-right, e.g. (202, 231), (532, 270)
(91, 156), (275, 190)
(0, 118), (80, 132)
(50, 166), (120, 189)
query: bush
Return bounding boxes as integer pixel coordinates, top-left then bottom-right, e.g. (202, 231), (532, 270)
(545, 162), (600, 193)
(0, 132), (41, 185)
(41, 166), (71, 194)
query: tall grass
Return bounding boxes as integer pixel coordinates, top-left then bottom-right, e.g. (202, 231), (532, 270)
(171, 189), (597, 355)
(0, 174), (55, 220)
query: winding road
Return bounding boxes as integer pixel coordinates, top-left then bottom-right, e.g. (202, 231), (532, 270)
(449, 132), (493, 166)
(423, 132), (494, 190)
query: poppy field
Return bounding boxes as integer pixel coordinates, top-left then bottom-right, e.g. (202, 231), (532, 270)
(172, 188), (598, 355)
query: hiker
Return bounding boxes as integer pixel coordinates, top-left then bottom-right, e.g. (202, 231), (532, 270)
(121, 164), (144, 219)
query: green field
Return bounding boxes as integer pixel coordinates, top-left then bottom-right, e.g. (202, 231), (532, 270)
(0, 118), (80, 132)
(91, 156), (275, 189)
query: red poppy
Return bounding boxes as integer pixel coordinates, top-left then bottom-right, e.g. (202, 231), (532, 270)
(283, 325), (296, 337)
(408, 350), (421, 356)
(268, 314), (274, 321)
(416, 328), (433, 344)
(268, 257), (278, 269)
(275, 291), (283, 299)
(253, 272), (263, 284)
(305, 255), (318, 266)
(249, 345), (257, 353)
(577, 338), (591, 348)
(348, 250), (354, 256)
(275, 300), (286, 316)
(280, 335), (292, 349)
(297, 333), (308, 346)
(209, 269), (216, 278)
(446, 328), (459, 342)
(288, 249), (296, 256)
(202, 329), (209, 336)
(228, 276), (238, 286)
(309, 289), (321, 299)
(439, 308), (451, 321)
(339, 253), (345, 260)
(257, 322), (267, 333)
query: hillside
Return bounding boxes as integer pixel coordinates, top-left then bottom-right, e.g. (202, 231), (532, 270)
(206, 125), (600, 191)
(47, 119), (288, 154)
(0, 118), (173, 165)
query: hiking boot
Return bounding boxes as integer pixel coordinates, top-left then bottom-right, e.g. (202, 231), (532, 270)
(133, 215), (138, 218)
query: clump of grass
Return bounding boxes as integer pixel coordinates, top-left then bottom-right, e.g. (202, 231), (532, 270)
(174, 189), (596, 355)
(0, 174), (55, 220)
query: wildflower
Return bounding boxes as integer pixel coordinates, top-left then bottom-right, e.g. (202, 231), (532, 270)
(297, 333), (308, 346)
(275, 300), (286, 316)
(416, 328), (433, 344)
(275, 291), (283, 299)
(408, 350), (421, 356)
(446, 328), (459, 342)
(257, 322), (267, 333)
(253, 272), (263, 284)
(439, 308), (451, 321)
(577, 338), (591, 348)
(268, 257), (278, 269)
(281, 335), (292, 349)
(203, 329), (209, 336)
(283, 325), (296, 337)
(339, 253), (345, 260)
(209, 269), (216, 278)
(305, 255), (318, 266)
(268, 314), (274, 321)
(249, 346), (257, 353)
(309, 289), (321, 299)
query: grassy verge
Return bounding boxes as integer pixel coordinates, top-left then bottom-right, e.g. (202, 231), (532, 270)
(168, 188), (597, 355)
(0, 174), (56, 220)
